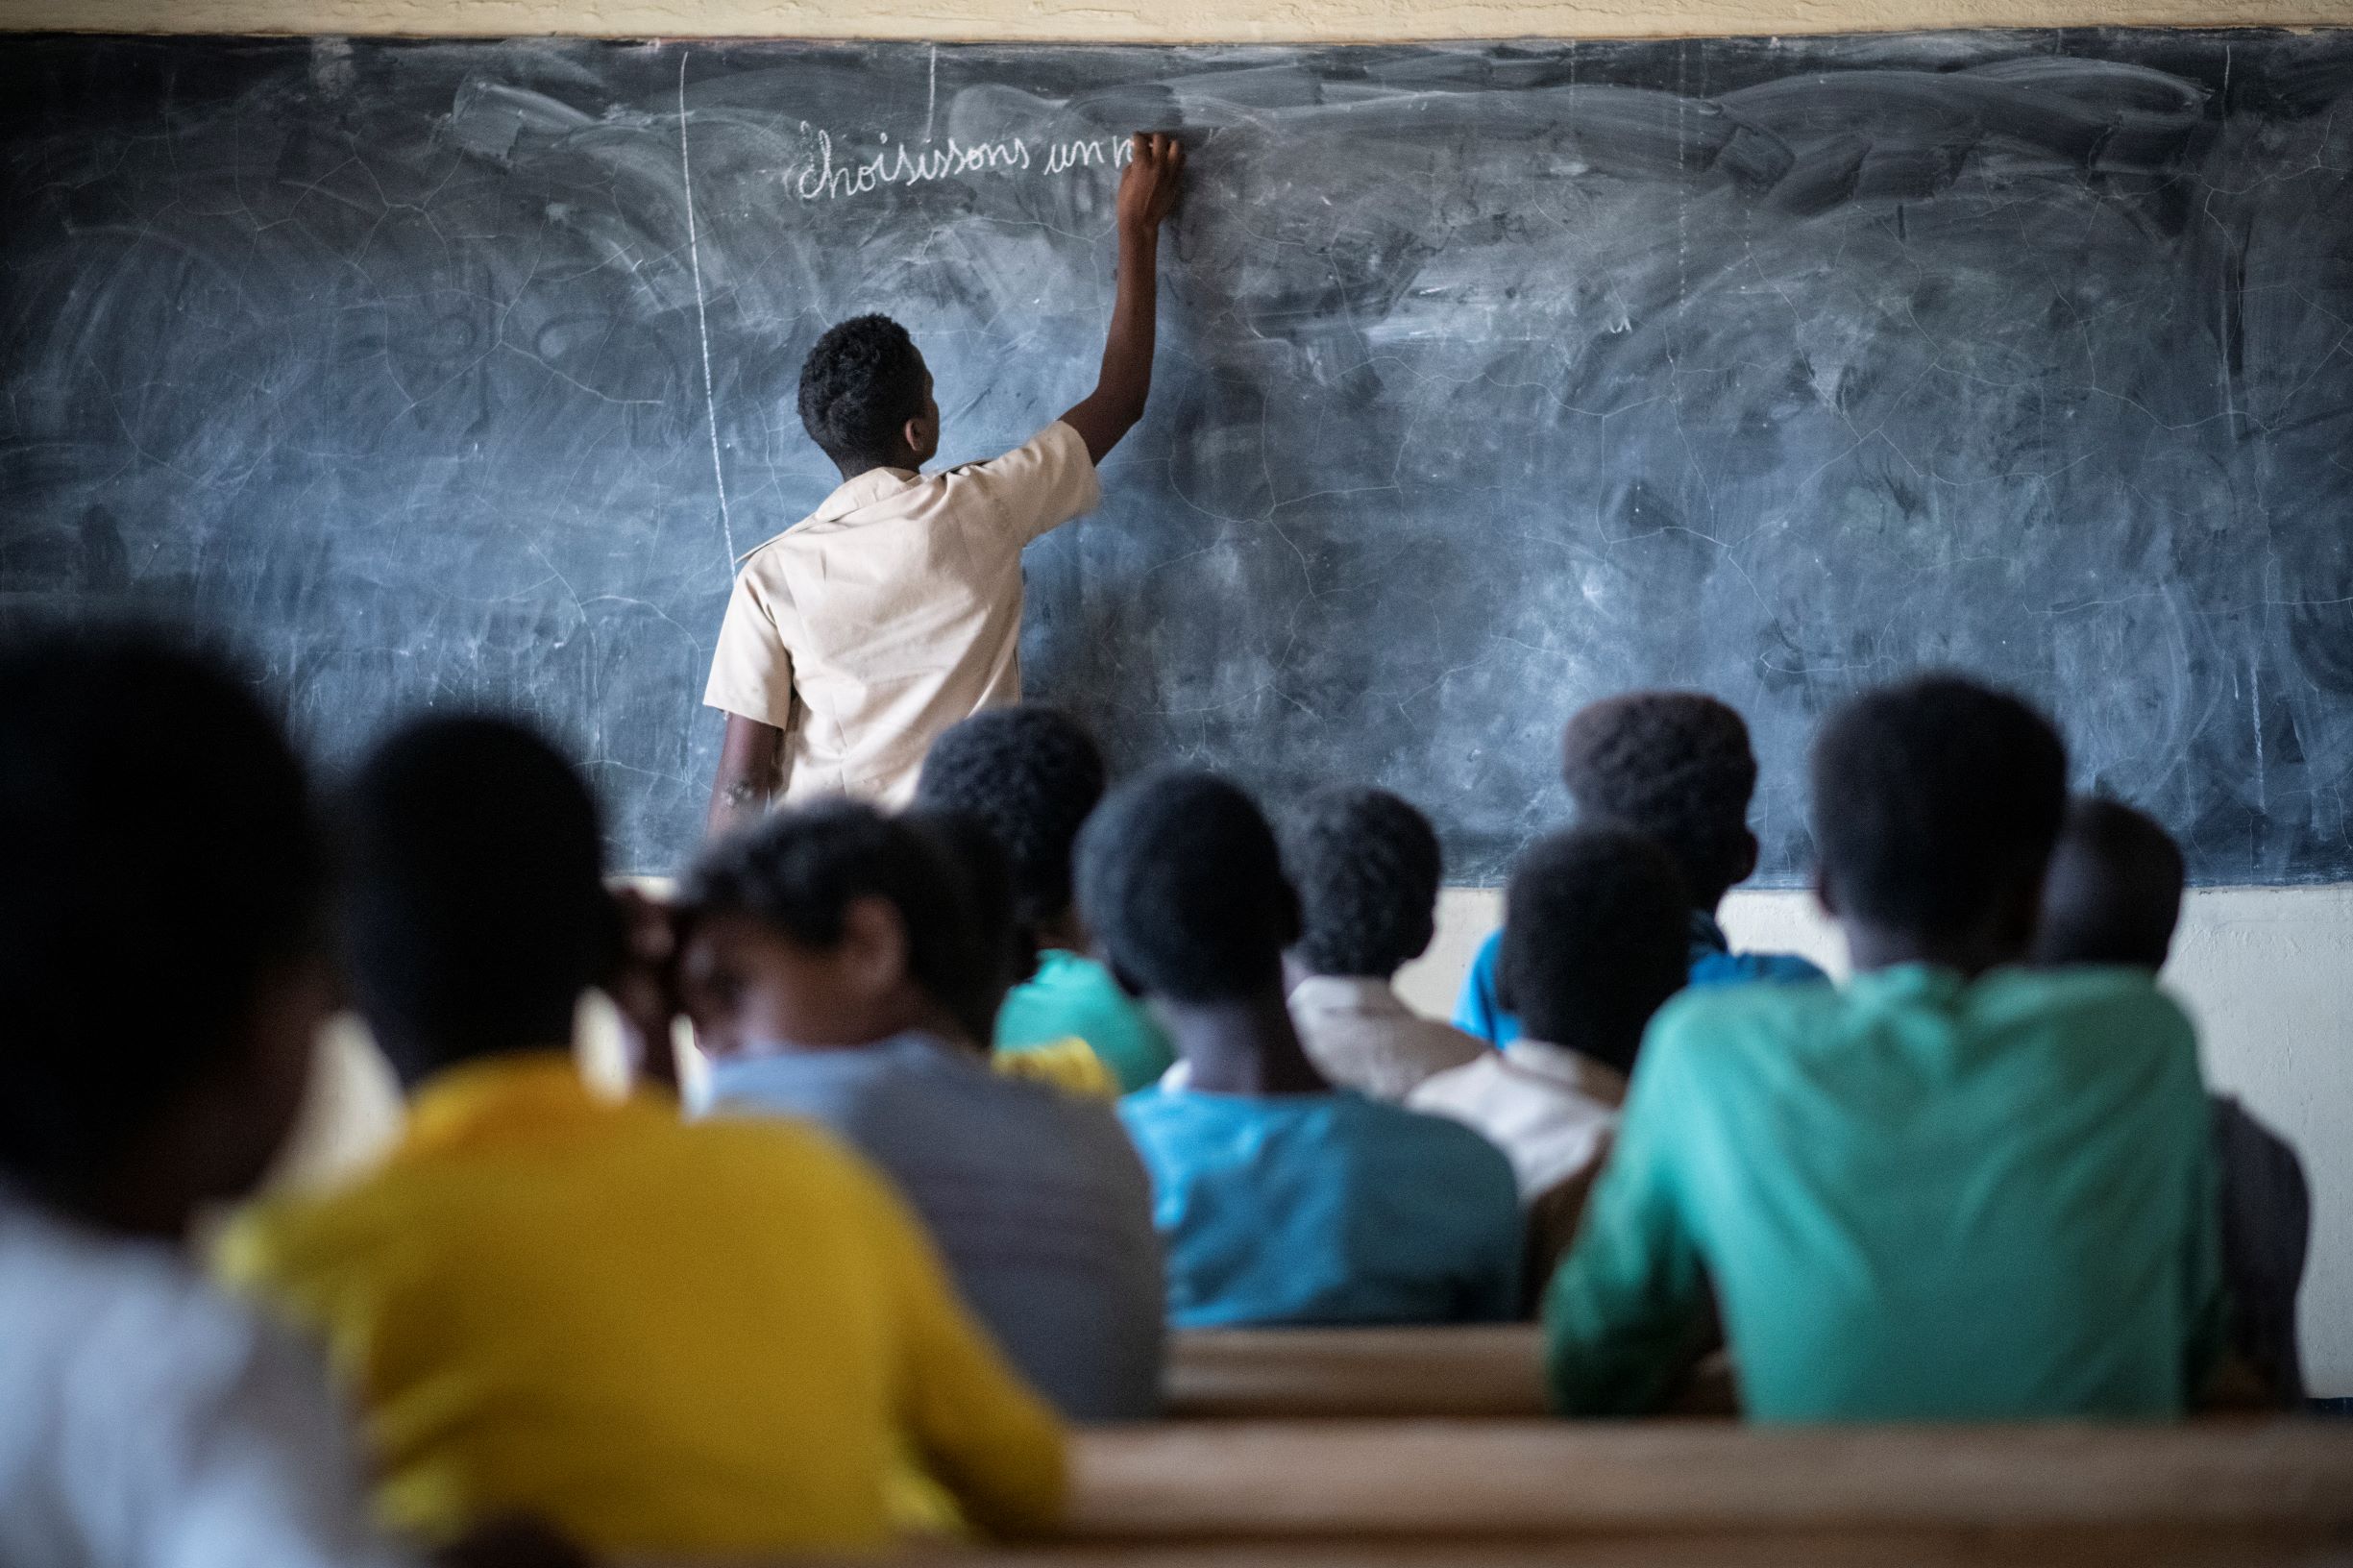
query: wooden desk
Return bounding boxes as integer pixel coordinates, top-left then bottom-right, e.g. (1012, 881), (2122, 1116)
(1164, 1326), (1549, 1419)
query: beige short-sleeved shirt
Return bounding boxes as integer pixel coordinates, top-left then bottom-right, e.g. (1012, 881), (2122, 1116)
(703, 421), (1101, 805)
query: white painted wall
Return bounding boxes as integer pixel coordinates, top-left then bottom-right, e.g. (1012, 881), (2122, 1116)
(1398, 885), (2353, 1397)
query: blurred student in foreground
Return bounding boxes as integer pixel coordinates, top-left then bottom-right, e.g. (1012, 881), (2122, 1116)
(2030, 795), (2310, 1406)
(677, 798), (1164, 1421)
(221, 717), (1064, 1556)
(0, 633), (568, 1568)
(1547, 676), (2221, 1420)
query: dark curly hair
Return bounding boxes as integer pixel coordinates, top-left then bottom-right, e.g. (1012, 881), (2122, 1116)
(797, 314), (928, 471)
(1497, 826), (1689, 1075)
(0, 629), (326, 1202)
(1282, 787), (1442, 980)
(345, 716), (617, 1088)
(683, 798), (988, 1026)
(1810, 674), (2067, 943)
(915, 706), (1107, 934)
(903, 804), (1033, 1041)
(1074, 771), (1300, 1005)
(2030, 796), (2183, 971)
(1559, 691), (1759, 907)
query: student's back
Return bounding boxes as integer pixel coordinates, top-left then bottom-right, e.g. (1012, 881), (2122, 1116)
(1569, 966), (2210, 1419)
(226, 1084), (1055, 1548)
(701, 1036), (1162, 1419)
(1077, 772), (1522, 1330)
(1119, 1084), (1519, 1327)
(1547, 678), (2219, 1421)
(226, 721), (1062, 1556)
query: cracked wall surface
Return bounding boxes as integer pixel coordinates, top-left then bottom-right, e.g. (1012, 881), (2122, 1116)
(5, 33), (2350, 881)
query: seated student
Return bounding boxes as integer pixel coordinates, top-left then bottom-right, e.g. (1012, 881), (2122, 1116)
(678, 799), (1164, 1421)
(1278, 787), (1486, 1100)
(703, 135), (1184, 835)
(1080, 771), (1523, 1328)
(2030, 796), (2311, 1407)
(0, 634), (434, 1568)
(221, 719), (1064, 1556)
(1456, 692), (1824, 1044)
(1409, 827), (1690, 1286)
(916, 706), (1176, 1091)
(1546, 676), (2221, 1420)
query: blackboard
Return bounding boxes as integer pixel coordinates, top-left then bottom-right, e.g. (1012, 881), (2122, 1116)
(4, 31), (2351, 882)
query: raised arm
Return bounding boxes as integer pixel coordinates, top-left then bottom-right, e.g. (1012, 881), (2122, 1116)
(705, 713), (784, 840)
(1059, 133), (1186, 466)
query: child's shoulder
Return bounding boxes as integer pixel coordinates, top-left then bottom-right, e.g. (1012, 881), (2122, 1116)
(1975, 964), (2194, 1039)
(1649, 971), (1844, 1050)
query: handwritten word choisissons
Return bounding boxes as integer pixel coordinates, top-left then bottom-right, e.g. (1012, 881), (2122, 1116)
(794, 127), (1137, 202)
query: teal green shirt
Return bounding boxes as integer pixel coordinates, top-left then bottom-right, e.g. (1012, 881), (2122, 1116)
(1545, 965), (2222, 1422)
(995, 949), (1175, 1093)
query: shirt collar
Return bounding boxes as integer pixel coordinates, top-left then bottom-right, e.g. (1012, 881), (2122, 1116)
(1286, 974), (1409, 1017)
(402, 1050), (639, 1156)
(1500, 1040), (1630, 1105)
(1688, 909), (1730, 958)
(809, 466), (919, 525)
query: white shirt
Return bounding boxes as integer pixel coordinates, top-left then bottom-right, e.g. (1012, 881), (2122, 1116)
(0, 1190), (415, 1568)
(1286, 976), (1488, 1103)
(702, 421), (1101, 805)
(1407, 1039), (1626, 1199)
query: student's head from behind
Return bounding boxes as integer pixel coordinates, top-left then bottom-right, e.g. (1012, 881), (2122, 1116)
(902, 805), (1032, 1045)
(1497, 827), (1689, 1077)
(798, 314), (940, 477)
(344, 717), (617, 1090)
(1282, 787), (1443, 982)
(679, 801), (991, 1056)
(1809, 674), (2068, 973)
(915, 705), (1107, 943)
(1560, 692), (1762, 911)
(2029, 796), (2185, 973)
(1073, 771), (1300, 1007)
(0, 630), (330, 1233)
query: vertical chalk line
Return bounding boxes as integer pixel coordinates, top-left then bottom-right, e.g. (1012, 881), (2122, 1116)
(924, 44), (939, 142)
(678, 50), (739, 567)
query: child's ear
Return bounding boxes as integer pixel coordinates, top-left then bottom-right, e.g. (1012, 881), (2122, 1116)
(838, 896), (913, 1000)
(1734, 829), (1760, 887)
(1811, 865), (1841, 920)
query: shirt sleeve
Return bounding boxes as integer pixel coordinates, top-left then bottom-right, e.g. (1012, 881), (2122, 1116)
(702, 563), (799, 733)
(1453, 930), (1515, 1044)
(945, 421), (1103, 545)
(866, 1167), (1067, 1537)
(1542, 1025), (1716, 1416)
(155, 1301), (420, 1568)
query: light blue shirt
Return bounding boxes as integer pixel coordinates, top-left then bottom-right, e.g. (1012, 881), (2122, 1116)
(1117, 1087), (1522, 1329)
(701, 1034), (1164, 1421)
(1454, 910), (1826, 1045)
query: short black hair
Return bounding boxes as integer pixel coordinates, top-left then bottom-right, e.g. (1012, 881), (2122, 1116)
(1809, 674), (2068, 942)
(797, 314), (927, 471)
(915, 706), (1107, 932)
(344, 717), (616, 1087)
(902, 805), (1033, 1043)
(1560, 692), (1759, 906)
(1497, 827), (1690, 1076)
(1282, 787), (1443, 979)
(683, 799), (989, 1025)
(0, 629), (326, 1201)
(2030, 796), (2185, 971)
(1074, 771), (1300, 1005)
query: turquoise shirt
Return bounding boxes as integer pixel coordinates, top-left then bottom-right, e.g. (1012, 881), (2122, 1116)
(1118, 1088), (1523, 1329)
(1453, 912), (1825, 1046)
(996, 948), (1176, 1092)
(1545, 965), (2221, 1421)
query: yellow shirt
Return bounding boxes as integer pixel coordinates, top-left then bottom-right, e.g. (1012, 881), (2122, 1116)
(992, 1037), (1117, 1101)
(702, 421), (1101, 805)
(217, 1053), (1066, 1556)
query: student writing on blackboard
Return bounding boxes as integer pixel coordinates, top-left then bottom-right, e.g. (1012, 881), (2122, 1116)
(701, 133), (1186, 836)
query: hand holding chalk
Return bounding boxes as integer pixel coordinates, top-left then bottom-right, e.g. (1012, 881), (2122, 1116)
(1117, 132), (1186, 234)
